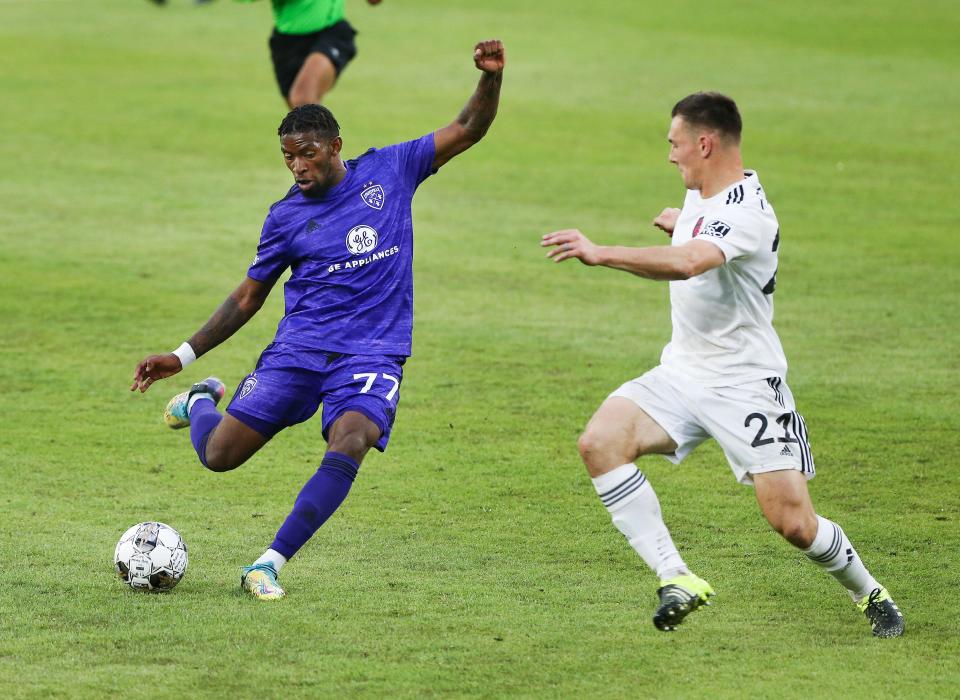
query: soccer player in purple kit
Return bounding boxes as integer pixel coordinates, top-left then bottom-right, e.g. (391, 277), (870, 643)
(131, 39), (506, 600)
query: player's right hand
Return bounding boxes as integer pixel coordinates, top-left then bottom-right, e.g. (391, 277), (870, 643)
(473, 39), (505, 74)
(541, 228), (602, 265)
(131, 353), (182, 393)
(653, 207), (681, 236)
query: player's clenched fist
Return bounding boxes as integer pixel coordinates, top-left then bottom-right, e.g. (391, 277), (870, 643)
(473, 39), (505, 73)
(653, 207), (681, 236)
(541, 228), (603, 266)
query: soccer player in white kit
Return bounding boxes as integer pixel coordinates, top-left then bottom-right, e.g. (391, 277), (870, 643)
(541, 92), (904, 637)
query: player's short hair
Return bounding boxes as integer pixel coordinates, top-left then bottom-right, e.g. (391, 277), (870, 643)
(671, 92), (742, 144)
(277, 104), (341, 140)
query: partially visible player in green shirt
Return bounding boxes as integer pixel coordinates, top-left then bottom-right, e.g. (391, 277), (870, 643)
(239, 0), (382, 107)
(151, 0), (382, 107)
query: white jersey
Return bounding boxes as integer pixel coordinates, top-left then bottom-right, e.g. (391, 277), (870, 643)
(660, 171), (788, 386)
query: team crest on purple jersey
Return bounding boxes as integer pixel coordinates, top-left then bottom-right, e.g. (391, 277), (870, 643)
(360, 182), (385, 210)
(240, 375), (257, 399)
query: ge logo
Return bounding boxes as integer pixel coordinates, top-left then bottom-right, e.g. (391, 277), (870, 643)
(345, 225), (379, 255)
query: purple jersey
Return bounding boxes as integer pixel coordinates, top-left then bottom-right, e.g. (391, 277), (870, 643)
(248, 134), (436, 363)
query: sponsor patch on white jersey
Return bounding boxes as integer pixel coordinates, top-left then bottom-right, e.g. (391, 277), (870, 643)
(346, 225), (379, 255)
(701, 220), (732, 238)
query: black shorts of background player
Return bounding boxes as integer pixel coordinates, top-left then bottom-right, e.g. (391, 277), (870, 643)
(147, 0), (382, 107)
(269, 0), (382, 108)
(270, 19), (358, 107)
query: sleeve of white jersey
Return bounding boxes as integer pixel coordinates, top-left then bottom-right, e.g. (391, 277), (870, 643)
(694, 206), (766, 263)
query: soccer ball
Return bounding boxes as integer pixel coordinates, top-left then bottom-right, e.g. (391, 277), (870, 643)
(114, 522), (188, 591)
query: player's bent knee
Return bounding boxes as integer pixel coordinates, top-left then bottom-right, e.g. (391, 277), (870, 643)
(576, 430), (593, 461)
(202, 455), (242, 473)
(577, 429), (601, 464)
(327, 410), (382, 461)
(201, 444), (247, 473)
(327, 428), (378, 462)
(577, 428), (624, 477)
(772, 516), (817, 549)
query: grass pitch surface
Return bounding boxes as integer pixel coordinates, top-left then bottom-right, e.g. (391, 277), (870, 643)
(1, 0), (958, 697)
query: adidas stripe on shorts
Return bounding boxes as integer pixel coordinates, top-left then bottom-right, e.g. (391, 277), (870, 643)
(610, 365), (815, 485)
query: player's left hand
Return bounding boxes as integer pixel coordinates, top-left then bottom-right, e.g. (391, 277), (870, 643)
(542, 229), (602, 265)
(131, 353), (182, 393)
(366, 0), (383, 5)
(473, 40), (505, 74)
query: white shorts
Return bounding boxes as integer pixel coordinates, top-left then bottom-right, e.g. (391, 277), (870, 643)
(610, 365), (815, 485)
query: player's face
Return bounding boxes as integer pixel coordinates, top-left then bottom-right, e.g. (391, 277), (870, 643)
(668, 116), (703, 190)
(281, 132), (344, 195)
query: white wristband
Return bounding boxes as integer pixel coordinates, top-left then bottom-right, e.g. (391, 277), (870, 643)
(172, 342), (197, 368)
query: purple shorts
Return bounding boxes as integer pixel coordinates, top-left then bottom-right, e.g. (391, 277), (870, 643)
(226, 344), (406, 452)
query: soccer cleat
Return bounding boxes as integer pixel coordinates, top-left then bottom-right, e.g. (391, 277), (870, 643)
(653, 573), (715, 631)
(163, 377), (226, 429)
(857, 587), (904, 638)
(241, 563), (285, 600)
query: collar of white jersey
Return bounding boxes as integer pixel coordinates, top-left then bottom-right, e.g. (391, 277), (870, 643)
(696, 170), (759, 204)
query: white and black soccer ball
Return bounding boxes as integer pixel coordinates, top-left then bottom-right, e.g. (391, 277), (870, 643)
(114, 522), (188, 591)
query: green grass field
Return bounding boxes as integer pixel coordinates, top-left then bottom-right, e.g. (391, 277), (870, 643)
(2, 0), (959, 697)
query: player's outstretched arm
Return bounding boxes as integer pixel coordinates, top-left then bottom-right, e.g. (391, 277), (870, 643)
(130, 276), (276, 393)
(432, 39), (505, 170)
(541, 229), (725, 281)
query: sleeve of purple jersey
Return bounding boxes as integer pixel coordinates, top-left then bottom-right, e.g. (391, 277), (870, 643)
(382, 134), (437, 191)
(247, 210), (292, 282)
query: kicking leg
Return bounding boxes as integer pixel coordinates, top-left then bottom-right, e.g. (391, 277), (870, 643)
(242, 410), (380, 600)
(164, 377), (270, 471)
(286, 52), (337, 107)
(201, 413), (270, 472)
(578, 397), (713, 631)
(754, 469), (903, 637)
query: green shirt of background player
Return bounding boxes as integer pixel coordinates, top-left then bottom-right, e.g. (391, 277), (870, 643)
(236, 0), (383, 107)
(240, 0), (350, 35)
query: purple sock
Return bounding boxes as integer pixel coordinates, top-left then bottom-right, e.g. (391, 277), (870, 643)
(270, 452), (360, 560)
(188, 398), (223, 468)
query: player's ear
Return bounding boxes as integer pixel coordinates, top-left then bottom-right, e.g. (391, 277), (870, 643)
(330, 136), (343, 156)
(698, 133), (714, 158)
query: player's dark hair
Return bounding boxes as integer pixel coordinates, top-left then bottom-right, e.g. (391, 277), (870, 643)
(671, 92), (742, 143)
(277, 104), (340, 139)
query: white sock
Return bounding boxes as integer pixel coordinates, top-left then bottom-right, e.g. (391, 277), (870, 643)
(803, 515), (880, 601)
(253, 548), (288, 573)
(592, 463), (688, 580)
(187, 393), (214, 413)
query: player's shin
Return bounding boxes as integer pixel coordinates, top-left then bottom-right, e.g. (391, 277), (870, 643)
(592, 463), (688, 579)
(803, 515), (880, 601)
(269, 452), (360, 560)
(189, 398), (223, 468)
